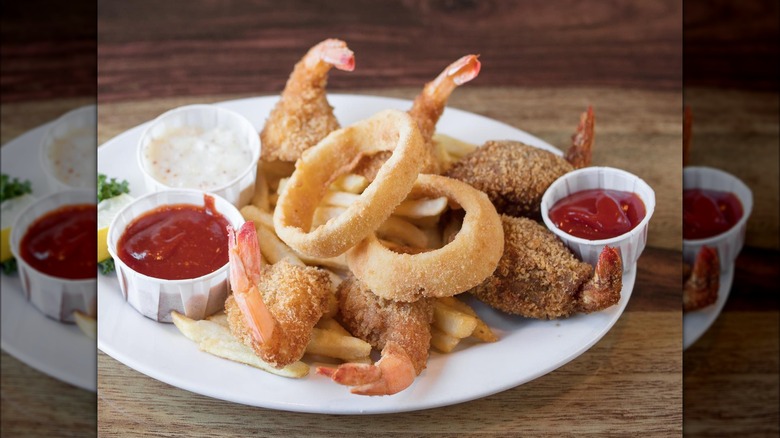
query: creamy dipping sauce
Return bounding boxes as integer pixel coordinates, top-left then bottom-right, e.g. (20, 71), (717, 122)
(48, 127), (97, 188)
(143, 126), (253, 191)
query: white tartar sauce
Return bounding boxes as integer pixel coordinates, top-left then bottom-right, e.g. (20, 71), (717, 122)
(144, 126), (253, 190)
(48, 127), (97, 188)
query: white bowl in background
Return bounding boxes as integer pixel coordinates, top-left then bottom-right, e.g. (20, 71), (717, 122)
(39, 105), (97, 192)
(682, 166), (753, 270)
(10, 189), (96, 322)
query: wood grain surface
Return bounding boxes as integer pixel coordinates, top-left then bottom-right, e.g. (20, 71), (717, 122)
(96, 0), (682, 103)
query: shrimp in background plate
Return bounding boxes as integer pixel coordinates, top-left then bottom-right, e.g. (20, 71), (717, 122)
(317, 276), (434, 396)
(225, 222), (331, 368)
(352, 54), (481, 179)
(260, 39), (355, 162)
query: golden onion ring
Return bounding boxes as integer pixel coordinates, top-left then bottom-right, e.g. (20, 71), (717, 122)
(273, 109), (425, 258)
(347, 174), (504, 302)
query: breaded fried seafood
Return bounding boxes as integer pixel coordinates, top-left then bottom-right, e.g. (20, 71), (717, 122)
(317, 276), (434, 396)
(471, 215), (622, 319)
(260, 39), (355, 162)
(347, 174), (504, 302)
(352, 54), (481, 180)
(226, 222), (331, 368)
(446, 107), (594, 219)
(683, 246), (719, 312)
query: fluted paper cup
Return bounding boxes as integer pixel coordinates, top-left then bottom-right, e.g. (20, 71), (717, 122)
(137, 104), (261, 208)
(683, 166), (753, 270)
(541, 167), (655, 272)
(39, 105), (97, 192)
(10, 190), (96, 322)
(106, 189), (244, 323)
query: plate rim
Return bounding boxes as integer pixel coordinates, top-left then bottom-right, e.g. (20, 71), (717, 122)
(97, 94), (634, 413)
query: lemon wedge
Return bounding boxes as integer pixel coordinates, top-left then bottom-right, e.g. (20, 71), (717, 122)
(73, 310), (97, 339)
(1, 193), (37, 262)
(97, 193), (134, 262)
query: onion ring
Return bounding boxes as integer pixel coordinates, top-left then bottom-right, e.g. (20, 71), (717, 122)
(273, 109), (425, 258)
(347, 174), (505, 302)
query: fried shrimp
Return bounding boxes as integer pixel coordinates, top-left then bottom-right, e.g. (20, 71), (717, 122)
(352, 54), (481, 180)
(225, 222), (331, 368)
(317, 276), (434, 396)
(683, 246), (719, 312)
(260, 39), (355, 162)
(471, 216), (622, 319)
(446, 107), (594, 219)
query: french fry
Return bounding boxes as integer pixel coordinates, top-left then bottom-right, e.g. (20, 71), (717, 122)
(312, 206), (346, 228)
(421, 226), (442, 250)
(332, 173), (369, 194)
(268, 193), (279, 206)
(438, 297), (498, 343)
(315, 317), (351, 337)
(206, 311), (229, 328)
(73, 311), (96, 340)
(171, 311), (309, 378)
(255, 224), (305, 267)
(305, 328), (372, 361)
(393, 197), (448, 219)
(241, 205), (274, 230)
(250, 165), (270, 211)
(322, 191), (360, 208)
(377, 216), (428, 248)
(199, 338), (310, 378)
(402, 214), (442, 229)
(433, 300), (478, 338)
(295, 251), (349, 271)
(430, 326), (460, 353)
(433, 133), (477, 158)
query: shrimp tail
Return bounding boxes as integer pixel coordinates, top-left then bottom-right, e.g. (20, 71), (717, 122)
(565, 106), (595, 169)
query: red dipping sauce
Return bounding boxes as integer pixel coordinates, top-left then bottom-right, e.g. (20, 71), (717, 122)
(117, 196), (231, 280)
(549, 189), (646, 240)
(20, 204), (96, 279)
(683, 188), (743, 240)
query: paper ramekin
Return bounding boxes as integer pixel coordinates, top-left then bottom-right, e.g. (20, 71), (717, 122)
(541, 167), (656, 272)
(39, 105), (97, 192)
(683, 166), (753, 270)
(106, 189), (244, 323)
(9, 190), (97, 322)
(137, 105), (261, 208)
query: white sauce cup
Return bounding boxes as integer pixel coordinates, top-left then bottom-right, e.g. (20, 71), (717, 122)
(106, 189), (245, 323)
(137, 104), (261, 208)
(39, 105), (97, 192)
(10, 189), (97, 322)
(541, 167), (656, 272)
(682, 166), (753, 270)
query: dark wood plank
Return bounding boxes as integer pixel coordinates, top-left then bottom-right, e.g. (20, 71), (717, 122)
(96, 0), (682, 103)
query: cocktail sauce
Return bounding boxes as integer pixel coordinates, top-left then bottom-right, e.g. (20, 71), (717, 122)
(117, 196), (231, 280)
(683, 188), (743, 240)
(20, 204), (96, 279)
(549, 189), (646, 240)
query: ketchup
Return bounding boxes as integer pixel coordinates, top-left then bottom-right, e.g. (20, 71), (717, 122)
(683, 188), (743, 240)
(117, 196), (231, 280)
(20, 204), (96, 279)
(549, 189), (646, 240)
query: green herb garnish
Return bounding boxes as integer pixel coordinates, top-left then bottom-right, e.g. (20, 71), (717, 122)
(98, 258), (116, 275)
(1, 174), (32, 202)
(98, 173), (130, 203)
(1, 258), (18, 275)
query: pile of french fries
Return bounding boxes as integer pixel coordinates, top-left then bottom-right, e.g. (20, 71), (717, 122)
(171, 135), (498, 378)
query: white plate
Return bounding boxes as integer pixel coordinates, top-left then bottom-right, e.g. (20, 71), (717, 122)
(97, 95), (636, 414)
(1, 123), (96, 392)
(683, 262), (735, 350)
